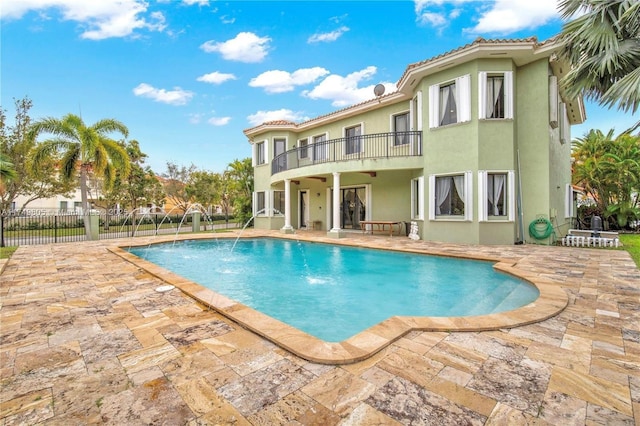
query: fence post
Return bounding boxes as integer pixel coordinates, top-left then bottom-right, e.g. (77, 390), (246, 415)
(54, 215), (58, 243)
(88, 212), (99, 241)
(0, 215), (4, 248)
(192, 211), (200, 233)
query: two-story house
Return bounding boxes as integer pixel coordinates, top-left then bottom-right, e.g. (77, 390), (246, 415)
(243, 37), (585, 245)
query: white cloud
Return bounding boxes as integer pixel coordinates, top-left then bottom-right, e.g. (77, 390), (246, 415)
(302, 66), (396, 107)
(467, 0), (559, 34)
(200, 32), (271, 63)
(208, 116), (231, 126)
(133, 83), (194, 105)
(249, 67), (330, 94)
(182, 0), (209, 5)
(417, 12), (447, 27)
(413, 0), (559, 34)
(247, 109), (307, 126)
(196, 71), (237, 84)
(1, 0), (167, 40)
(307, 26), (350, 43)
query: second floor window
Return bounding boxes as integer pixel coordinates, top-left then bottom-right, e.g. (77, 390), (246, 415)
(298, 138), (308, 159)
(429, 75), (471, 128)
(256, 142), (265, 165)
(274, 138), (285, 158)
(345, 125), (362, 155)
(479, 71), (513, 120)
(439, 83), (457, 126)
(486, 76), (505, 119)
(394, 112), (410, 146)
(313, 134), (327, 161)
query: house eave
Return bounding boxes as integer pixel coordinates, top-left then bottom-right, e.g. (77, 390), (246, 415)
(397, 38), (561, 95)
(243, 91), (408, 139)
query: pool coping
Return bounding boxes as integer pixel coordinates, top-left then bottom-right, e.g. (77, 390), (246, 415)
(109, 232), (569, 365)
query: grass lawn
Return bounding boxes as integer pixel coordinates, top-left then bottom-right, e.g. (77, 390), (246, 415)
(619, 233), (640, 268)
(0, 246), (18, 259)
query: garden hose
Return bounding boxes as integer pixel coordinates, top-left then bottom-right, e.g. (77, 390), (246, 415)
(528, 217), (555, 240)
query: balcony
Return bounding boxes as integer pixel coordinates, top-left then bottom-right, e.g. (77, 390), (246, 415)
(271, 131), (422, 175)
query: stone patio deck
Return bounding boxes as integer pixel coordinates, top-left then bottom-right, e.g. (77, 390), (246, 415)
(1, 230), (638, 425)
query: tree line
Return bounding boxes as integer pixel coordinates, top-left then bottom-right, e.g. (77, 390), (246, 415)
(0, 97), (254, 235)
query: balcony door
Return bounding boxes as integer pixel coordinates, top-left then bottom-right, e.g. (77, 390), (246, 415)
(340, 187), (366, 230)
(299, 190), (309, 228)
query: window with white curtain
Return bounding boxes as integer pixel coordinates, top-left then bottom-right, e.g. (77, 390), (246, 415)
(411, 176), (424, 220)
(478, 170), (515, 221)
(429, 75), (471, 128)
(478, 71), (513, 119)
(428, 172), (473, 220)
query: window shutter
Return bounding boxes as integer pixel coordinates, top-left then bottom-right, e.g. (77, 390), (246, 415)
(478, 72), (487, 119)
(504, 71), (513, 119)
(417, 176), (425, 220)
(266, 190), (272, 216)
(565, 184), (573, 218)
(252, 192), (257, 216)
(464, 171), (473, 221)
(251, 144), (256, 166)
(416, 90), (423, 130)
(478, 171), (487, 221)
(549, 76), (558, 128)
(429, 84), (439, 128)
(264, 139), (270, 164)
(428, 175), (436, 220)
(457, 75), (471, 123)
(508, 171), (515, 221)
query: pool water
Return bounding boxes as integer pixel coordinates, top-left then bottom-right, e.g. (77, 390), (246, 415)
(130, 238), (539, 342)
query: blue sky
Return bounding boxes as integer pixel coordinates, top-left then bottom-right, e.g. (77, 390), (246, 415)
(2, 0), (638, 174)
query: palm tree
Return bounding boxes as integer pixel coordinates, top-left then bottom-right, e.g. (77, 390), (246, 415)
(28, 114), (131, 239)
(558, 0), (640, 132)
(0, 153), (17, 198)
(0, 153), (17, 182)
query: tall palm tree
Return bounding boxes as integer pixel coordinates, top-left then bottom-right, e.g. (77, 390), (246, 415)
(558, 0), (640, 132)
(28, 114), (131, 239)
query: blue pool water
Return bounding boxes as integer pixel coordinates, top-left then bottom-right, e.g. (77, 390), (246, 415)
(130, 238), (539, 342)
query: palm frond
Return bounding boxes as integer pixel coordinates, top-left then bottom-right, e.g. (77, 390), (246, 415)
(92, 118), (129, 138)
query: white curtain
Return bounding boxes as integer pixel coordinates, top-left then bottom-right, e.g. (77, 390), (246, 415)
(453, 175), (465, 212)
(439, 85), (450, 125)
(487, 77), (503, 118)
(435, 177), (451, 214)
(487, 175), (505, 215)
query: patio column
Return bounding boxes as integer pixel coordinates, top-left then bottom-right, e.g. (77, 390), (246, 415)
(281, 179), (294, 234)
(328, 172), (345, 238)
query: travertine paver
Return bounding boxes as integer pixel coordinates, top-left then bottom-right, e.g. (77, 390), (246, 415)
(0, 230), (638, 425)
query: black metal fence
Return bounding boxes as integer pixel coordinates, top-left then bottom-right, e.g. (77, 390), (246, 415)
(0, 210), (237, 247)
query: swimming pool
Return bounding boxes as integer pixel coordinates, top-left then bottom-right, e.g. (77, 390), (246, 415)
(130, 238), (539, 342)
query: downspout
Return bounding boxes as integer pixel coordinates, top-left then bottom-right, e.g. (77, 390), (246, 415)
(515, 149), (525, 244)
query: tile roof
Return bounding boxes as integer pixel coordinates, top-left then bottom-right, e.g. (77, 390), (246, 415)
(244, 36), (560, 136)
